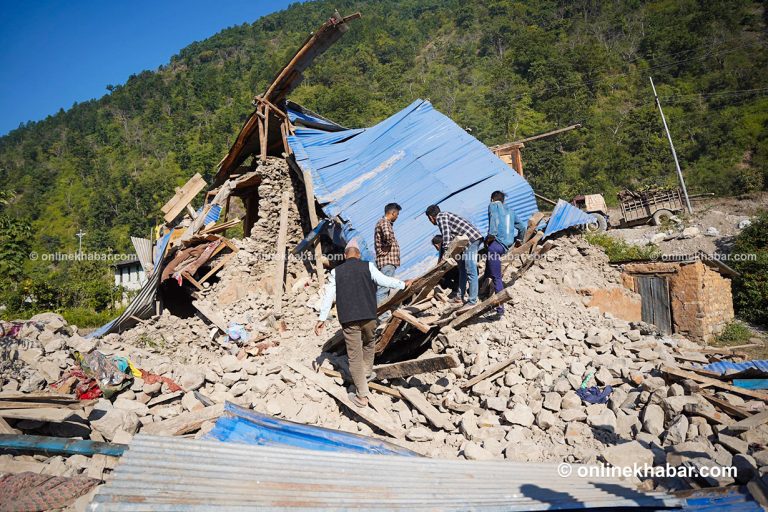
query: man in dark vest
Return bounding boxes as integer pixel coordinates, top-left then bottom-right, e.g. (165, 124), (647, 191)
(314, 240), (412, 408)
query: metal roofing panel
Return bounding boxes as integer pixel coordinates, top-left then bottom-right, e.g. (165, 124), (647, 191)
(288, 99), (538, 279)
(130, 237), (153, 273)
(203, 402), (418, 456)
(91, 434), (681, 511)
(544, 200), (597, 237)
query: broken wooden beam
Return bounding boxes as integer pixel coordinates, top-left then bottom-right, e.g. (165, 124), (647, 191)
(161, 173), (206, 223)
(374, 354), (459, 381)
(320, 368), (401, 398)
(461, 354), (520, 390)
(375, 317), (404, 355)
(392, 309), (433, 334)
(662, 366), (768, 402)
(397, 386), (453, 431)
(192, 301), (228, 333)
(141, 404), (225, 436)
(273, 191), (290, 314)
(289, 362), (405, 439)
(729, 409), (768, 433)
(448, 287), (514, 329)
(683, 404), (734, 425)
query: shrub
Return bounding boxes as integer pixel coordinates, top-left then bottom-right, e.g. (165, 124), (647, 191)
(715, 321), (753, 346)
(585, 233), (661, 263)
(730, 210), (768, 326)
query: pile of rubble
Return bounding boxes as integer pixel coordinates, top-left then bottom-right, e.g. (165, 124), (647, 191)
(3, 227), (767, 501)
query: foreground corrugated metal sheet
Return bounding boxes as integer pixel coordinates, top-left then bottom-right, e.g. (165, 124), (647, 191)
(288, 99), (538, 279)
(203, 402), (419, 456)
(702, 360), (768, 375)
(544, 200), (597, 237)
(91, 434), (682, 511)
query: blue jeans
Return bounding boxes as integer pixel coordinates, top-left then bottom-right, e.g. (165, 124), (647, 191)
(376, 264), (397, 304)
(483, 240), (507, 313)
(458, 239), (482, 305)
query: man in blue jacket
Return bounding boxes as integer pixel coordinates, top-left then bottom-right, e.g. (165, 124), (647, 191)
(485, 190), (526, 315)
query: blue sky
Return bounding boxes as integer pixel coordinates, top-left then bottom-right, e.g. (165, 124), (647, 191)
(0, 0), (301, 135)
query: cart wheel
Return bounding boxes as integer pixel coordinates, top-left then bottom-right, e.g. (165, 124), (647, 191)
(585, 213), (608, 233)
(652, 209), (674, 226)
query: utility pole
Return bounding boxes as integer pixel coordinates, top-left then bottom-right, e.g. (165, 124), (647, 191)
(75, 229), (86, 254)
(649, 76), (693, 214)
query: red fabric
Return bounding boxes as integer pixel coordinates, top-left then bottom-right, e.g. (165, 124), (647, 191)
(139, 369), (182, 392)
(51, 369), (102, 400)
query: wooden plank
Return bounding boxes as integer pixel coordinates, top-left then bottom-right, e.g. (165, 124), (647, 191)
(141, 404), (224, 436)
(523, 212), (545, 242)
(0, 407), (75, 422)
(378, 258), (457, 314)
(461, 354), (519, 390)
(161, 173), (206, 223)
(730, 409), (768, 432)
(374, 354), (459, 381)
(662, 366), (768, 402)
(273, 191), (290, 314)
(0, 401), (90, 410)
(683, 404), (734, 425)
(0, 417), (18, 434)
(146, 391), (183, 408)
(672, 352), (710, 364)
(392, 309), (432, 334)
(320, 368), (401, 399)
(0, 392), (80, 402)
(375, 317), (404, 355)
(397, 386), (453, 431)
(192, 301), (228, 333)
(289, 362), (405, 439)
(301, 169), (325, 284)
(448, 287), (514, 329)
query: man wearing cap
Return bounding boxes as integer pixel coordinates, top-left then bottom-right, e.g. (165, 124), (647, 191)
(314, 240), (413, 408)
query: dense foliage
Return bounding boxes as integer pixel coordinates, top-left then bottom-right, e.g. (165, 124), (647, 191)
(0, 0), (766, 317)
(731, 211), (768, 326)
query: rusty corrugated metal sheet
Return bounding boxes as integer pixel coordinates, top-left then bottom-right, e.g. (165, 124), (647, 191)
(90, 434), (682, 511)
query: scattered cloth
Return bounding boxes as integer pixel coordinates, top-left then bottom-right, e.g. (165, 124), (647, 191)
(75, 351), (132, 398)
(0, 472), (98, 512)
(577, 385), (613, 404)
(51, 369), (101, 400)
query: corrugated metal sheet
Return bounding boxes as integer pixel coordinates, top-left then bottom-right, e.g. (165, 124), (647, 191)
(287, 101), (348, 132)
(544, 200), (597, 237)
(203, 402), (418, 456)
(91, 434), (681, 511)
(89, 269), (161, 338)
(130, 237), (153, 273)
(678, 487), (763, 511)
(702, 360), (768, 375)
(288, 99), (538, 279)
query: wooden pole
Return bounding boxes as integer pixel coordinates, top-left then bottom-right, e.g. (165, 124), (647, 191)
(649, 77), (693, 214)
(273, 191), (290, 314)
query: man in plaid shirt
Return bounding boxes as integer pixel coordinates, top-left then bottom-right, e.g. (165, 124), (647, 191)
(426, 204), (483, 311)
(374, 203), (402, 303)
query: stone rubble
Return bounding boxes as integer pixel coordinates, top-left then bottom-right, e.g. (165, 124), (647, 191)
(1, 160), (766, 499)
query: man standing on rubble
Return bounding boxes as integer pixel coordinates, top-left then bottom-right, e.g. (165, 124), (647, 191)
(484, 190), (526, 316)
(426, 205), (483, 313)
(314, 240), (412, 408)
(374, 202), (402, 304)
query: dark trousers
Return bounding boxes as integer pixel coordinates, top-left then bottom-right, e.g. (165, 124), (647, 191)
(483, 240), (507, 313)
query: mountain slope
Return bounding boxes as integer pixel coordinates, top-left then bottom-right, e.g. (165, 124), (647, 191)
(0, 0), (766, 314)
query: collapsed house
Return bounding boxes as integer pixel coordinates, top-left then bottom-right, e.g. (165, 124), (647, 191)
(1, 10), (767, 512)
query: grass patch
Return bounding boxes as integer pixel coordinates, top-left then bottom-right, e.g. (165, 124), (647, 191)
(60, 307), (122, 328)
(714, 321), (753, 346)
(585, 233), (661, 263)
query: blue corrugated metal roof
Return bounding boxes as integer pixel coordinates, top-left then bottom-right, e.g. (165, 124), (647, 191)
(288, 99), (538, 279)
(544, 200), (598, 237)
(204, 402), (419, 456)
(702, 360), (768, 375)
(680, 487), (763, 511)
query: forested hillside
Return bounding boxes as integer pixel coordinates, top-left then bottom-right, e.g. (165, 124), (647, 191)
(1, 0), (766, 317)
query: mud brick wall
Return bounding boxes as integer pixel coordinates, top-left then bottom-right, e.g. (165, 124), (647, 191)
(669, 261), (734, 342)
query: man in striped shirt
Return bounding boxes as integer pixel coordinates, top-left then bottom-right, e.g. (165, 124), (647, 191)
(426, 205), (483, 311)
(374, 203), (402, 303)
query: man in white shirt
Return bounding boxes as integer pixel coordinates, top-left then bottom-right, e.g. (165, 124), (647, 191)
(315, 240), (412, 408)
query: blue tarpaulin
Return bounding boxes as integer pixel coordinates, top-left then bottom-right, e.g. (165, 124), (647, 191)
(544, 200), (598, 237)
(702, 360), (768, 375)
(287, 99), (540, 278)
(204, 402), (419, 456)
